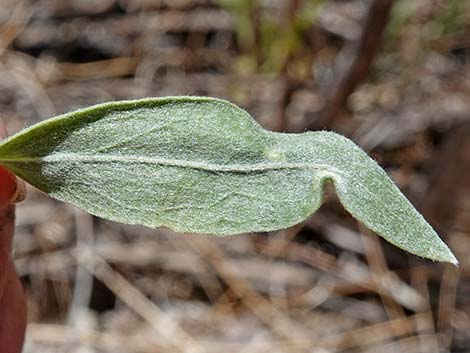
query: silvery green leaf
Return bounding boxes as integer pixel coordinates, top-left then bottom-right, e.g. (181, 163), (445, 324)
(0, 97), (457, 264)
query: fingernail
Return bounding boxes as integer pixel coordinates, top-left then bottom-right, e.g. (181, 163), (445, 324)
(10, 179), (26, 204)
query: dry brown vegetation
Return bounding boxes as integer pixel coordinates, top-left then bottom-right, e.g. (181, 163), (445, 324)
(0, 0), (469, 352)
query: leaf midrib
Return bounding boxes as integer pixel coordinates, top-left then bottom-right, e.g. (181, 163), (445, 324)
(0, 153), (342, 174)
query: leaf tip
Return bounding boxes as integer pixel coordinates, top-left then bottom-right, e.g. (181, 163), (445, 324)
(448, 252), (459, 267)
(432, 242), (458, 266)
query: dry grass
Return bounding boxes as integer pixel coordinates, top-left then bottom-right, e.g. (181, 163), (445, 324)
(0, 1), (469, 352)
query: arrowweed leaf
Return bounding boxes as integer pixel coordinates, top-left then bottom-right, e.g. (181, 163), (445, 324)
(0, 97), (457, 264)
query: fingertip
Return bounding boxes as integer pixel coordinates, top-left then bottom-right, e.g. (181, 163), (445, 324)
(0, 119), (18, 207)
(0, 167), (16, 207)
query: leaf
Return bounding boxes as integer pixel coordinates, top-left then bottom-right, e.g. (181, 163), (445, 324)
(0, 97), (457, 264)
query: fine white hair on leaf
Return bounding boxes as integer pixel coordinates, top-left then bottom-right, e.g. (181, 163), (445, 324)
(0, 96), (457, 265)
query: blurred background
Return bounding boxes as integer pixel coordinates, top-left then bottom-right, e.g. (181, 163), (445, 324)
(0, 0), (469, 352)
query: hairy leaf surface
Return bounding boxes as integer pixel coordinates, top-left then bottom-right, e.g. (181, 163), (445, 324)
(0, 97), (457, 263)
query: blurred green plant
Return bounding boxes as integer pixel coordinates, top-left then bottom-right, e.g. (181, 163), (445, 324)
(431, 0), (468, 37)
(386, 0), (469, 53)
(218, 0), (325, 75)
